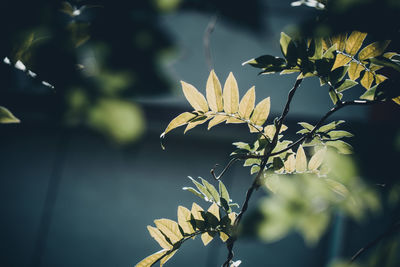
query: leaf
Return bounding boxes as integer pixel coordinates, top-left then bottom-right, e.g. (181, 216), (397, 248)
(359, 85), (376, 100)
(184, 116), (210, 133)
(219, 181), (230, 206)
(244, 158), (261, 167)
(358, 40), (390, 61)
(177, 206), (195, 235)
(208, 202), (220, 221)
(348, 62), (364, 80)
(160, 250), (178, 267)
(369, 57), (400, 72)
(280, 32), (292, 56)
(250, 97), (270, 127)
(242, 55), (286, 69)
(284, 154), (296, 173)
(295, 145), (307, 172)
(182, 187), (204, 199)
(238, 86), (256, 119)
(154, 219), (183, 244)
(0, 106), (20, 123)
(331, 33), (347, 51)
(335, 79), (358, 92)
(223, 72), (239, 114)
(326, 130), (354, 139)
(206, 70), (224, 112)
(329, 88), (340, 105)
(208, 115), (227, 130)
(188, 176), (213, 201)
(250, 165), (260, 174)
(201, 232), (214, 246)
(326, 140), (353, 154)
(226, 117), (244, 124)
(232, 142), (251, 150)
(147, 226), (173, 250)
(298, 122), (314, 131)
(375, 74), (388, 85)
(329, 66), (349, 85)
(360, 71), (374, 89)
(331, 53), (352, 70)
(219, 231), (229, 242)
(345, 31), (367, 56)
(135, 249), (168, 267)
(201, 178), (220, 204)
(191, 203), (204, 221)
(318, 120), (345, 133)
(162, 112), (197, 136)
(181, 81), (209, 112)
(308, 147), (326, 171)
(325, 178), (349, 198)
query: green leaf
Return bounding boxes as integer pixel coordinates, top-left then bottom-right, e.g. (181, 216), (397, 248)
(360, 71), (374, 90)
(368, 56), (400, 72)
(264, 174), (280, 193)
(272, 157), (284, 171)
(238, 86), (256, 119)
(311, 37), (323, 59)
(280, 32), (292, 56)
(295, 145), (307, 173)
(147, 226), (173, 250)
(181, 81), (209, 112)
(359, 84), (377, 100)
(326, 130), (353, 139)
(297, 129), (310, 134)
(154, 219), (183, 244)
(244, 158), (261, 167)
(219, 181), (230, 206)
(329, 65), (349, 85)
(322, 44), (337, 59)
(250, 97), (270, 127)
(135, 249), (168, 267)
(308, 147), (326, 171)
(177, 206), (195, 235)
(329, 88), (340, 105)
(345, 31), (367, 56)
(326, 140), (353, 154)
(232, 142), (251, 150)
(188, 176), (213, 201)
(223, 72), (239, 114)
(182, 187), (204, 199)
(335, 79), (358, 92)
(318, 120), (345, 133)
(298, 122), (314, 131)
(0, 106), (20, 124)
(250, 165), (260, 174)
(200, 178), (220, 204)
(358, 40), (390, 61)
(206, 70), (224, 112)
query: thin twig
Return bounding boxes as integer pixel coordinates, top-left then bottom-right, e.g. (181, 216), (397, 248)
(211, 158), (241, 181)
(204, 14), (218, 71)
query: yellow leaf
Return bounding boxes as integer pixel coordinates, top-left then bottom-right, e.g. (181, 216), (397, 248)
(184, 116), (210, 133)
(0, 106), (20, 123)
(181, 81), (209, 112)
(348, 62), (364, 80)
(375, 74), (388, 85)
(206, 70), (224, 112)
(223, 72), (239, 114)
(208, 114), (227, 129)
(345, 31), (367, 56)
(360, 71), (374, 89)
(358, 40), (390, 61)
(331, 53), (352, 70)
(263, 124), (287, 140)
(208, 202), (220, 221)
(228, 212), (237, 226)
(250, 97), (270, 127)
(135, 249), (168, 267)
(201, 232), (214, 246)
(219, 232), (229, 242)
(154, 219), (183, 244)
(191, 203), (204, 221)
(392, 96), (400, 105)
(147, 226), (173, 250)
(331, 33), (347, 51)
(177, 206), (194, 235)
(160, 250), (178, 267)
(308, 147), (326, 171)
(162, 112), (196, 136)
(295, 145), (307, 173)
(284, 154), (296, 173)
(369, 64), (383, 72)
(238, 86), (255, 119)
(248, 123), (263, 133)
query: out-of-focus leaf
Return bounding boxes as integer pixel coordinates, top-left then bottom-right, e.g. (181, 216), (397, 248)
(223, 72), (239, 114)
(206, 70), (223, 112)
(181, 81), (209, 112)
(331, 53), (351, 70)
(326, 140), (353, 154)
(318, 120), (345, 133)
(325, 179), (349, 198)
(345, 31), (367, 56)
(0, 106), (20, 123)
(177, 206), (195, 235)
(147, 226), (173, 250)
(358, 40), (390, 60)
(308, 147), (326, 171)
(264, 174), (280, 193)
(162, 112), (196, 136)
(135, 249), (168, 267)
(250, 97), (270, 126)
(154, 219), (183, 244)
(295, 145), (307, 172)
(369, 57), (400, 72)
(219, 181), (230, 207)
(284, 154), (296, 173)
(360, 71), (374, 89)
(238, 86), (256, 119)
(326, 130), (353, 139)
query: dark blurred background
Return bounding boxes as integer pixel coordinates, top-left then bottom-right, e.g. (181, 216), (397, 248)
(0, 0), (399, 266)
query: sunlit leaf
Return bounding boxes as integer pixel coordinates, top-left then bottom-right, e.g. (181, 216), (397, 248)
(181, 81), (209, 112)
(162, 112), (196, 136)
(251, 165), (260, 174)
(219, 181), (230, 206)
(177, 206), (195, 235)
(135, 249), (168, 267)
(154, 219), (183, 244)
(208, 202), (220, 221)
(223, 72), (239, 114)
(238, 86), (256, 119)
(331, 54), (351, 70)
(160, 250), (178, 267)
(188, 176), (212, 201)
(0, 106), (20, 123)
(226, 117), (244, 124)
(280, 32), (292, 56)
(232, 142), (251, 150)
(184, 116), (210, 133)
(244, 158), (261, 167)
(191, 203), (204, 221)
(360, 71), (374, 89)
(219, 231), (229, 242)
(326, 140), (353, 154)
(345, 31), (367, 56)
(375, 74), (388, 85)
(325, 178), (349, 198)
(318, 120), (345, 133)
(326, 130), (353, 139)
(284, 154), (296, 173)
(331, 33), (347, 51)
(250, 97), (270, 127)
(201, 232), (214, 246)
(182, 186), (204, 199)
(308, 147), (326, 171)
(207, 115), (227, 130)
(147, 226), (173, 250)
(201, 178), (220, 204)
(206, 70), (224, 112)
(358, 40), (390, 61)
(348, 62), (363, 80)
(295, 145), (307, 172)
(298, 122), (314, 131)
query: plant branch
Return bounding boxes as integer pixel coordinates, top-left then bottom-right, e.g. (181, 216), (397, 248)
(211, 158), (241, 181)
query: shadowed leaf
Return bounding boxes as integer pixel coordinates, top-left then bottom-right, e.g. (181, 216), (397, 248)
(177, 206), (195, 235)
(147, 226), (173, 250)
(154, 219), (183, 244)
(331, 54), (351, 70)
(135, 249), (168, 267)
